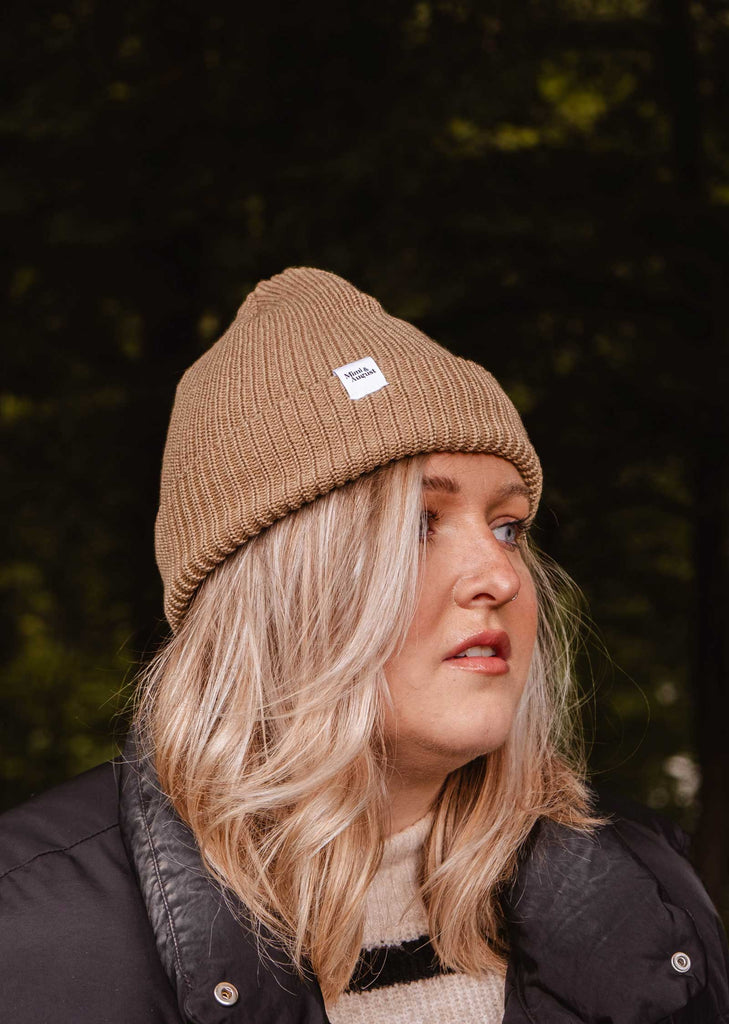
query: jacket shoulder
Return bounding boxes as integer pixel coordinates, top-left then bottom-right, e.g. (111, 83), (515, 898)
(593, 786), (692, 858)
(0, 761), (180, 1023)
(503, 799), (729, 1024)
(0, 761), (120, 877)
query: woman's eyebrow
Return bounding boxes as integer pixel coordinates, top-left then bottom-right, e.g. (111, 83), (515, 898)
(490, 482), (531, 504)
(422, 474), (459, 493)
(421, 476), (530, 504)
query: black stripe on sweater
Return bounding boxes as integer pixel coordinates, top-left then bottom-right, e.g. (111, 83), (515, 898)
(347, 936), (454, 992)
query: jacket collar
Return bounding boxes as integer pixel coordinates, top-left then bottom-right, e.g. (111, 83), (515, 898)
(500, 811), (708, 1023)
(118, 730), (329, 1024)
(119, 730), (707, 1024)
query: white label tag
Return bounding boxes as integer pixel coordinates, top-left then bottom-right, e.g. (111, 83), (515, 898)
(332, 357), (388, 400)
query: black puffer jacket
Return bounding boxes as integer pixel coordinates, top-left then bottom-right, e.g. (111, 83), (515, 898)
(1, 739), (728, 1024)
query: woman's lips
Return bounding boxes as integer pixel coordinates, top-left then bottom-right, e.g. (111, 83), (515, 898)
(443, 630), (511, 675)
(445, 654), (509, 675)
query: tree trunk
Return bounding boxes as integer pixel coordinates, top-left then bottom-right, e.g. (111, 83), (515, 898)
(660, 0), (729, 916)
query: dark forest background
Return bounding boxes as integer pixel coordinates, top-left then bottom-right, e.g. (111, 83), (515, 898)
(3, 0), (728, 916)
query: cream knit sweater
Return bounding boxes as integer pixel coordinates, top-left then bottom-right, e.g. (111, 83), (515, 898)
(326, 814), (504, 1024)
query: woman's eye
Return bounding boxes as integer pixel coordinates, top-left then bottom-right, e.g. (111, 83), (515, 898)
(492, 520), (522, 547)
(419, 510), (440, 541)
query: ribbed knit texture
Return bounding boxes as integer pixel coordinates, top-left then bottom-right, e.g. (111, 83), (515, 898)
(326, 813), (505, 1024)
(156, 267), (542, 630)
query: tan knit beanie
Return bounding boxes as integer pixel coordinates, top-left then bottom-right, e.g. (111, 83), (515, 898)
(155, 267), (542, 631)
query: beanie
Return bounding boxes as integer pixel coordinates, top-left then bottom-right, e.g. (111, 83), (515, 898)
(155, 267), (542, 631)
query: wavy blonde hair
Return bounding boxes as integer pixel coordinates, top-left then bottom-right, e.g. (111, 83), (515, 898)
(136, 454), (594, 1001)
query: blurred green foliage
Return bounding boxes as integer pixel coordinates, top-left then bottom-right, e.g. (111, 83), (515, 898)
(2, 0), (728, 910)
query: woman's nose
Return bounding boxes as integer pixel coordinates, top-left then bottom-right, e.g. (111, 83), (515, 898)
(451, 535), (520, 608)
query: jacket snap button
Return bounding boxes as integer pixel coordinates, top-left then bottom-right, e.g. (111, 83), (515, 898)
(671, 952), (691, 974)
(214, 981), (239, 1005)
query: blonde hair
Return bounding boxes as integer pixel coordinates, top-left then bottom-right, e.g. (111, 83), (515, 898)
(135, 455), (594, 1001)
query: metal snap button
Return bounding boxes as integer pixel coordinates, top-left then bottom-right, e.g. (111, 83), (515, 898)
(214, 981), (239, 1005)
(671, 952), (691, 974)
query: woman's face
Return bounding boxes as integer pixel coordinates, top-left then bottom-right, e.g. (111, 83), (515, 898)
(383, 452), (538, 784)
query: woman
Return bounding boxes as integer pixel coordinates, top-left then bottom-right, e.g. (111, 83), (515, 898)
(1, 267), (727, 1023)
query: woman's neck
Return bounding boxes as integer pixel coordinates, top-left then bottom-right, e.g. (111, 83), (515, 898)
(385, 770), (445, 836)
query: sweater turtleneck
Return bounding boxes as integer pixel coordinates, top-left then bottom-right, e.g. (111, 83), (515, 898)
(326, 812), (504, 1024)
